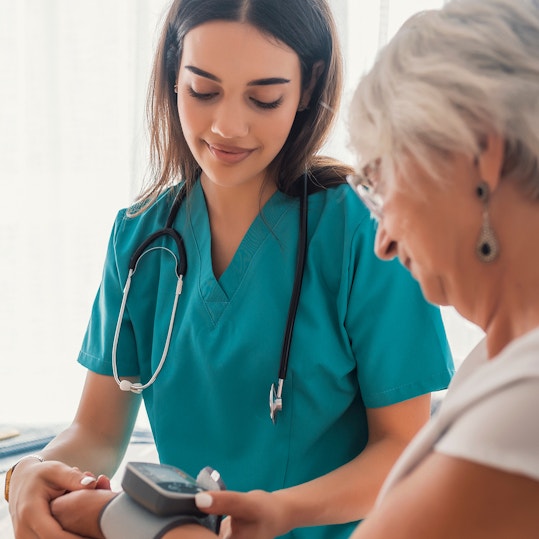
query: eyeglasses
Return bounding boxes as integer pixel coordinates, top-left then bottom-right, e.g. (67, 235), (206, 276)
(346, 159), (383, 220)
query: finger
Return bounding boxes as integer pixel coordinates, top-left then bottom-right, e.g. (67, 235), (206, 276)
(76, 469), (97, 489)
(80, 475), (98, 487)
(95, 474), (111, 490)
(39, 462), (97, 498)
(218, 516), (232, 539)
(196, 490), (259, 518)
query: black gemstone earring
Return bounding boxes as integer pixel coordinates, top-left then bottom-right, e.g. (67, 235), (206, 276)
(475, 181), (499, 263)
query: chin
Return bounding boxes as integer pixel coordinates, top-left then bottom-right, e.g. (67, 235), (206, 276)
(417, 276), (448, 307)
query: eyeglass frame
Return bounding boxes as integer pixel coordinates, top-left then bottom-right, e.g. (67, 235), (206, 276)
(346, 159), (384, 220)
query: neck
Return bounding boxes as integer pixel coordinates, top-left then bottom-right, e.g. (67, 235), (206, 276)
(200, 173), (277, 223)
(199, 173), (278, 278)
(478, 186), (539, 357)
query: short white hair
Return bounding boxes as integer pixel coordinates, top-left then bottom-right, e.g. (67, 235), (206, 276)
(348, 0), (539, 198)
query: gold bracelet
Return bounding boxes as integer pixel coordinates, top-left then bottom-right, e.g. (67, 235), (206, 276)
(4, 454), (44, 503)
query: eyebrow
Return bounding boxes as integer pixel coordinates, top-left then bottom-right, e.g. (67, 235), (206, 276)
(184, 65), (290, 86)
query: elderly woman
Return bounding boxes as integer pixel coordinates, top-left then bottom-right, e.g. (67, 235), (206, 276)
(189, 0), (539, 538)
(343, 0), (539, 537)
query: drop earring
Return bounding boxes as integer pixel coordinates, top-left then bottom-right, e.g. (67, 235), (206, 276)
(475, 180), (499, 263)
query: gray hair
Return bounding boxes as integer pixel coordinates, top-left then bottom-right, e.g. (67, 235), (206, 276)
(348, 0), (539, 198)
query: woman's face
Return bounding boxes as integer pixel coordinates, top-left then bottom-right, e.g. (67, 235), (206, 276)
(175, 20), (304, 190)
(373, 154), (484, 310)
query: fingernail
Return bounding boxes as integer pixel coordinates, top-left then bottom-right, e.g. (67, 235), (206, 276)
(195, 492), (213, 508)
(80, 476), (97, 486)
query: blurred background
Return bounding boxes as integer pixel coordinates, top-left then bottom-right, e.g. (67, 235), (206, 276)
(0, 0), (484, 427)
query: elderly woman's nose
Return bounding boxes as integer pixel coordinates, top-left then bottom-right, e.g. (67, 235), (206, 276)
(374, 224), (398, 261)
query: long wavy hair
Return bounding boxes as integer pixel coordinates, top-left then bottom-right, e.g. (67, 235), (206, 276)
(135, 0), (351, 211)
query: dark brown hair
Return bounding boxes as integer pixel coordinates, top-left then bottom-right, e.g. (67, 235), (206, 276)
(137, 0), (351, 209)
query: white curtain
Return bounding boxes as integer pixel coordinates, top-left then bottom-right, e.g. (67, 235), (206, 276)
(326, 0), (449, 163)
(0, 0), (481, 425)
(1, 0), (168, 423)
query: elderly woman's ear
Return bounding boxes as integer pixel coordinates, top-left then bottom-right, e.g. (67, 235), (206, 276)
(477, 134), (505, 191)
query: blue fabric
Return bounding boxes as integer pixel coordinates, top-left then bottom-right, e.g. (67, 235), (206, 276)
(79, 180), (453, 539)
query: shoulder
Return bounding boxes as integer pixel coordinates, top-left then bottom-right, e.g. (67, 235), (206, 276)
(112, 186), (180, 241)
(308, 183), (374, 238)
(302, 184), (384, 282)
(435, 339), (539, 481)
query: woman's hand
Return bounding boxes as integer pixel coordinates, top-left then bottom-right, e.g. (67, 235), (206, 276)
(195, 490), (291, 539)
(50, 486), (117, 539)
(8, 458), (103, 539)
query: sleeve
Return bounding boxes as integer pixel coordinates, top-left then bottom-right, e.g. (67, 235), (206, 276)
(435, 378), (539, 481)
(345, 216), (454, 408)
(77, 210), (140, 377)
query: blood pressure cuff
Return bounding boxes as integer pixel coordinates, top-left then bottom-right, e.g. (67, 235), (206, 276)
(99, 492), (220, 539)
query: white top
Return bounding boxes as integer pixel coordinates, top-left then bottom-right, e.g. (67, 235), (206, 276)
(378, 326), (539, 503)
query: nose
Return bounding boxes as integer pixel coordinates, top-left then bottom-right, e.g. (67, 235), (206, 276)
(211, 99), (249, 139)
(374, 222), (398, 261)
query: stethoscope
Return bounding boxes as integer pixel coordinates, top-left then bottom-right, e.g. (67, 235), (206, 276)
(112, 175), (308, 424)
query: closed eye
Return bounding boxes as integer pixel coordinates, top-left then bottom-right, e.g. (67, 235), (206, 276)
(188, 87), (218, 101)
(187, 87), (283, 110)
(250, 97), (283, 110)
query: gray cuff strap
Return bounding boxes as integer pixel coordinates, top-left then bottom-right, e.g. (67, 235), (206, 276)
(99, 492), (202, 539)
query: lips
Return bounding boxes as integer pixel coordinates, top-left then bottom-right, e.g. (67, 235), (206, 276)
(207, 142), (254, 164)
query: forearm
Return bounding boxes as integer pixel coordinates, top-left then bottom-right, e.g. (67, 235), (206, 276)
(272, 393), (434, 531)
(36, 372), (142, 476)
(163, 525), (217, 539)
(274, 435), (408, 529)
(38, 422), (128, 477)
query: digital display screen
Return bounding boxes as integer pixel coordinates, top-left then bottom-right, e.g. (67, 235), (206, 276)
(137, 463), (198, 486)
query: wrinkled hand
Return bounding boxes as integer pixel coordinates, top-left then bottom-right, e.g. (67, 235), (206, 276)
(195, 490), (290, 539)
(8, 460), (105, 539)
(50, 482), (117, 539)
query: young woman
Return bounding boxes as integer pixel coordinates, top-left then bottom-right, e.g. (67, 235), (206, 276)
(6, 1), (452, 538)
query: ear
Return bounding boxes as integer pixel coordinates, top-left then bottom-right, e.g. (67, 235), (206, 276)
(298, 60), (325, 111)
(478, 133), (504, 191)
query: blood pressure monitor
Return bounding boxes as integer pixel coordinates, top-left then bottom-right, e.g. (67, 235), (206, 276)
(122, 461), (226, 517)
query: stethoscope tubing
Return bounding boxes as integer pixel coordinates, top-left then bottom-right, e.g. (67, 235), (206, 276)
(113, 177), (308, 423)
(277, 173), (308, 379)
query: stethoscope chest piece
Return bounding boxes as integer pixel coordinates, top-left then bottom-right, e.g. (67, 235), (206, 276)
(269, 379), (284, 424)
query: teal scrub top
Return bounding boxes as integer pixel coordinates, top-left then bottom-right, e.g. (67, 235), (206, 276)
(79, 180), (453, 539)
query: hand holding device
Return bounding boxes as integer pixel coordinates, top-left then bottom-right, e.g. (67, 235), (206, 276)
(122, 461), (225, 517)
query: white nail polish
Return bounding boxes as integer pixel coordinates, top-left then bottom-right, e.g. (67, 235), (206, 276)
(195, 492), (213, 508)
(80, 476), (97, 486)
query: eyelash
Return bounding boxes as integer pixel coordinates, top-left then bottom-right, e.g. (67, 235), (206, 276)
(187, 88), (216, 101)
(187, 88), (282, 110)
(253, 97), (283, 110)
